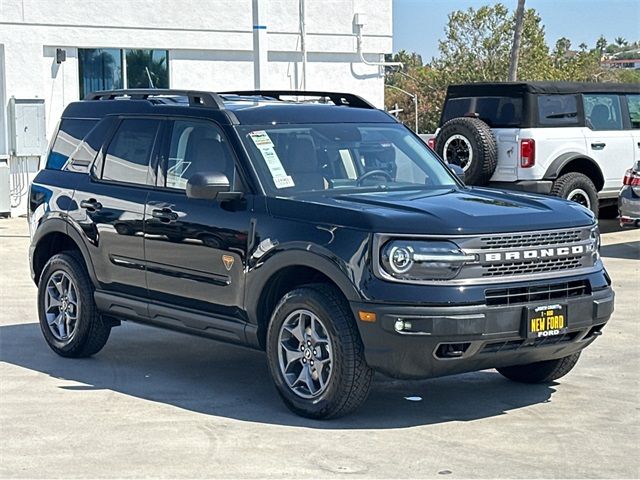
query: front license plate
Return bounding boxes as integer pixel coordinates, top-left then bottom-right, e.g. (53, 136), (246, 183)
(526, 304), (568, 339)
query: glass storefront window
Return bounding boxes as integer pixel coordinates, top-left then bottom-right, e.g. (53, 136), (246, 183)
(78, 48), (169, 98)
(125, 50), (169, 89)
(78, 48), (123, 99)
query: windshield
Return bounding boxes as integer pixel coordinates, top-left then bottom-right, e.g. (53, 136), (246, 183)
(237, 123), (458, 195)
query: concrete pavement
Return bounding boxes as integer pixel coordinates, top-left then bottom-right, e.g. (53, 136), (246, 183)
(1, 217), (638, 478)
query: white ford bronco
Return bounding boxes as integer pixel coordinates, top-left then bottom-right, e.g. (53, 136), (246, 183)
(432, 82), (640, 215)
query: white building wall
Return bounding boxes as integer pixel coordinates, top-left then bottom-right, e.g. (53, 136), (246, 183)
(0, 0), (392, 215)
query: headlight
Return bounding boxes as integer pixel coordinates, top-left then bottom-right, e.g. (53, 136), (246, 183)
(590, 225), (601, 250)
(380, 240), (476, 281)
(590, 225), (601, 262)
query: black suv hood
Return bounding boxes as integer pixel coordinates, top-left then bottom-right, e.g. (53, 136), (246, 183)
(267, 187), (595, 235)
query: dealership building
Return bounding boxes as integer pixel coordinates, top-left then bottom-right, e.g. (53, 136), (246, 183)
(0, 0), (393, 216)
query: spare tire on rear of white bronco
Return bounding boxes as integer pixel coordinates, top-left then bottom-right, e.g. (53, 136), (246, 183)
(435, 117), (498, 186)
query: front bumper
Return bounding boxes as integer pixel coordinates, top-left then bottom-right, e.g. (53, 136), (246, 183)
(351, 286), (614, 379)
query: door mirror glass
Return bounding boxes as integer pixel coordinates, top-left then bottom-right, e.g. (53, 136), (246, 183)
(186, 172), (231, 200)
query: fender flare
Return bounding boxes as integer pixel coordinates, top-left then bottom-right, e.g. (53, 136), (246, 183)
(244, 247), (362, 326)
(31, 217), (99, 286)
(543, 152), (604, 188)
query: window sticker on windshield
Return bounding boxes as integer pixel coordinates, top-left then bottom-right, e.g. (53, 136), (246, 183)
(273, 175), (295, 189)
(248, 130), (295, 189)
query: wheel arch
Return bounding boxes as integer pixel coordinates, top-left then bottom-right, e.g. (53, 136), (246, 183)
(544, 153), (605, 191)
(31, 219), (97, 286)
(245, 250), (361, 349)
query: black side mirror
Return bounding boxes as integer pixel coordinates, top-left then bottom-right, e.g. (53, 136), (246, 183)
(449, 164), (465, 184)
(186, 172), (236, 200)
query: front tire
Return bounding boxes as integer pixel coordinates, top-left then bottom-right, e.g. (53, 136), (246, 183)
(266, 284), (373, 419)
(497, 352), (581, 383)
(550, 172), (599, 216)
(37, 252), (111, 358)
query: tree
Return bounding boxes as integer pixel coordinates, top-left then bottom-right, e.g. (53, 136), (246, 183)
(615, 37), (627, 47)
(385, 4), (636, 133)
(596, 35), (608, 62)
(508, 0), (526, 81)
(554, 37), (572, 56)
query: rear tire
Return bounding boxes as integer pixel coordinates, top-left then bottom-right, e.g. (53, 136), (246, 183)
(550, 172), (599, 216)
(37, 252), (111, 358)
(497, 352), (581, 383)
(266, 283), (373, 419)
(435, 117), (498, 186)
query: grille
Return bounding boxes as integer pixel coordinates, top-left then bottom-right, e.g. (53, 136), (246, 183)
(482, 256), (584, 277)
(479, 229), (583, 249)
(485, 280), (591, 306)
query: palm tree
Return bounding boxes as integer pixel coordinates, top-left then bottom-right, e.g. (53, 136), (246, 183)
(615, 37), (627, 47)
(508, 0), (526, 81)
(555, 37), (572, 55)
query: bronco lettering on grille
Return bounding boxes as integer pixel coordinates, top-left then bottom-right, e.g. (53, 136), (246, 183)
(484, 245), (588, 262)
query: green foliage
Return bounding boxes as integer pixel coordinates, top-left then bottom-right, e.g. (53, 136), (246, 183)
(385, 3), (640, 133)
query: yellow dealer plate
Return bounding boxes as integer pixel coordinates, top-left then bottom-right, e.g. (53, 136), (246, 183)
(527, 304), (568, 339)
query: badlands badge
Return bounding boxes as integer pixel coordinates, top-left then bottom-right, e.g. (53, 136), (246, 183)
(222, 255), (234, 271)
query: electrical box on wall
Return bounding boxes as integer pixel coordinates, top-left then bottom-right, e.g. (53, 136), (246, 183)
(9, 98), (46, 156)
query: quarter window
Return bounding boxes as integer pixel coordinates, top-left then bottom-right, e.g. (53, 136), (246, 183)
(102, 119), (159, 185)
(537, 95), (579, 126)
(46, 119), (98, 170)
(583, 94), (623, 130)
(625, 94), (640, 129)
(166, 120), (235, 190)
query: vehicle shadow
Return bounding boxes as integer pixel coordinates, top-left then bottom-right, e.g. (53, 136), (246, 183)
(0, 322), (556, 429)
(600, 241), (640, 260)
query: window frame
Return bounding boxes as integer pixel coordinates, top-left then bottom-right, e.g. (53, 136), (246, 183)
(96, 116), (163, 189)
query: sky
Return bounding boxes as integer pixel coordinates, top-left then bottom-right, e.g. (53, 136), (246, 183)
(392, 0), (640, 61)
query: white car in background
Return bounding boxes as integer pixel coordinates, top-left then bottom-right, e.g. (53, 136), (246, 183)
(431, 82), (640, 216)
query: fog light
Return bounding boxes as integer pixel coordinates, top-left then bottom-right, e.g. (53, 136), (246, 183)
(394, 319), (412, 332)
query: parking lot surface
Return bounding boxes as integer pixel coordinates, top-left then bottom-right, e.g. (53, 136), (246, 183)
(1, 217), (638, 479)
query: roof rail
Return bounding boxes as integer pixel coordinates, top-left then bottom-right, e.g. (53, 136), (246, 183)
(220, 90), (376, 109)
(85, 89), (226, 109)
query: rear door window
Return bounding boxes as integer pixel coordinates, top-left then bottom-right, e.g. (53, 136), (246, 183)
(46, 119), (98, 170)
(583, 94), (623, 130)
(101, 118), (160, 186)
(537, 95), (579, 126)
(442, 96), (522, 127)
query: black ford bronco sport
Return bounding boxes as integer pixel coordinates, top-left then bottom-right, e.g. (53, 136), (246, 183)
(29, 89), (614, 419)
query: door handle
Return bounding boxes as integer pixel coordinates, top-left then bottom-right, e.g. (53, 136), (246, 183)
(151, 208), (178, 223)
(591, 142), (606, 150)
(80, 198), (102, 211)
